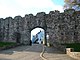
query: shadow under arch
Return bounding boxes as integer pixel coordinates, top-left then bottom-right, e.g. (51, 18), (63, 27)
(30, 26), (47, 45)
(29, 26), (46, 32)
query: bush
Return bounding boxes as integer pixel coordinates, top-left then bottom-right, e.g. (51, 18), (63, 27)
(62, 43), (80, 52)
(0, 42), (16, 47)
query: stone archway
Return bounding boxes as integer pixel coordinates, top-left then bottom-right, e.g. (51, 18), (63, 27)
(23, 12), (47, 45)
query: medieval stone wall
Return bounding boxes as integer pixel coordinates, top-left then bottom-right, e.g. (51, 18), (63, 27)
(46, 10), (80, 45)
(0, 9), (80, 45)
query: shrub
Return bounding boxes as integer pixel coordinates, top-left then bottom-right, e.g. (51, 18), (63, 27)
(62, 43), (80, 52)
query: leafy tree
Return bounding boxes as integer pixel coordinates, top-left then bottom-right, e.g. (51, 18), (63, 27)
(64, 0), (80, 11)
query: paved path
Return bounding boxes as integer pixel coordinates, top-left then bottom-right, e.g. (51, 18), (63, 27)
(44, 46), (76, 60)
(0, 44), (76, 60)
(0, 44), (43, 60)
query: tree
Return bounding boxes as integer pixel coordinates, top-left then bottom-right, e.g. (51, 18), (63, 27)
(64, 0), (80, 11)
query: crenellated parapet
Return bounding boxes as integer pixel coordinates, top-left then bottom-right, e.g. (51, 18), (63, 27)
(0, 9), (80, 45)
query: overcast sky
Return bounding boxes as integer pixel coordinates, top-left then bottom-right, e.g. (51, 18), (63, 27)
(0, 0), (64, 18)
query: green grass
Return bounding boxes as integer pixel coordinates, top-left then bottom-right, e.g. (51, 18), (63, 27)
(62, 43), (80, 52)
(0, 42), (16, 47)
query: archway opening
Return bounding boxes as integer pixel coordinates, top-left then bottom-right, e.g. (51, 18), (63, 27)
(31, 27), (45, 44)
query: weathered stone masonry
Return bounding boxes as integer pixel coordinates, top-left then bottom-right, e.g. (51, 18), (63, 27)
(0, 9), (80, 45)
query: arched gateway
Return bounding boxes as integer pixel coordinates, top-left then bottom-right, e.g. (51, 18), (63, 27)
(0, 9), (80, 45)
(21, 12), (47, 45)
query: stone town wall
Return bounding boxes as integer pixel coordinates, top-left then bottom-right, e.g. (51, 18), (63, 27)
(66, 48), (80, 60)
(0, 9), (80, 45)
(46, 10), (80, 44)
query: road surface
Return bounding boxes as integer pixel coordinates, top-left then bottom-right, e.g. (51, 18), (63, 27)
(0, 44), (76, 60)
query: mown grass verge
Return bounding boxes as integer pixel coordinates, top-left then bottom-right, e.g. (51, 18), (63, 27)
(62, 43), (80, 52)
(0, 42), (16, 47)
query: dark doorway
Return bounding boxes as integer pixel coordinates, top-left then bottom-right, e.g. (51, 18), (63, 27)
(13, 32), (21, 43)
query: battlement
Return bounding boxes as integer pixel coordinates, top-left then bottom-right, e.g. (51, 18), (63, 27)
(0, 9), (80, 45)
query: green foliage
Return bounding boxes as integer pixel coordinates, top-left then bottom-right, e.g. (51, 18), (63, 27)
(62, 43), (80, 52)
(64, 0), (80, 11)
(0, 42), (16, 47)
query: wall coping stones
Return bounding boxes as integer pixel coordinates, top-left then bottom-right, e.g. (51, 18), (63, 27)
(66, 48), (80, 60)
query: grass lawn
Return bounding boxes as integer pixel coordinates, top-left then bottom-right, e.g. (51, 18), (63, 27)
(62, 43), (80, 52)
(0, 42), (16, 47)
